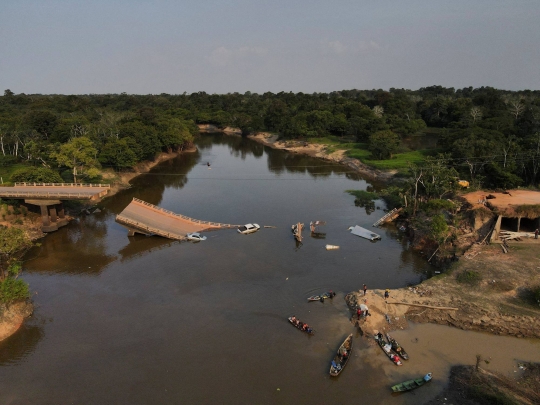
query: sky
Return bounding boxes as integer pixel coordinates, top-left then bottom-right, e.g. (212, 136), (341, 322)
(1, 0), (539, 94)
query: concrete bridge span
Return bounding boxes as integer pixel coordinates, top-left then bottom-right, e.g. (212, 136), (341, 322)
(116, 198), (242, 240)
(0, 182), (110, 232)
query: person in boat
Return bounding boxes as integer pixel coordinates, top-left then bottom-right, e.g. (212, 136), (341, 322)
(207, 162), (211, 167)
(330, 290), (336, 297)
(342, 350), (348, 360)
(291, 316), (297, 324)
(302, 323), (309, 331)
(391, 354), (400, 362)
(376, 332), (384, 340)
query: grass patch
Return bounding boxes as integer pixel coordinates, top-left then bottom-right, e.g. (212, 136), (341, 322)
(456, 270), (482, 285)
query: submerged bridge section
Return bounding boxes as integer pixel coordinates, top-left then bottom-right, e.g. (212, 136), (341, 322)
(116, 198), (242, 240)
(0, 182), (110, 232)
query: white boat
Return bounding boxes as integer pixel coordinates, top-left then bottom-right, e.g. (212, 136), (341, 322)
(348, 225), (381, 241)
(325, 245), (340, 250)
(238, 223), (260, 234)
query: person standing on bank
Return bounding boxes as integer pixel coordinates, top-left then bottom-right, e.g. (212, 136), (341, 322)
(535, 229), (539, 239)
(363, 284), (367, 296)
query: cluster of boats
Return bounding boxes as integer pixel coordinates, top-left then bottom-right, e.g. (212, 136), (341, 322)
(288, 293), (432, 392)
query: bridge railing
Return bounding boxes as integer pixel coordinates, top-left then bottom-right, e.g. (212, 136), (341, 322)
(0, 191), (99, 199)
(15, 182), (111, 188)
(131, 198), (241, 228)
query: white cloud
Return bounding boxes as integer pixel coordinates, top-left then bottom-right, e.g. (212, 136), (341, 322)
(321, 40), (348, 54)
(208, 46), (268, 66)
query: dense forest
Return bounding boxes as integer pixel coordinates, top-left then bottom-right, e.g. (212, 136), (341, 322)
(0, 86), (539, 188)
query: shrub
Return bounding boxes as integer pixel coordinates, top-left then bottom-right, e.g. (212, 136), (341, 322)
(11, 167), (63, 183)
(0, 277), (30, 304)
(457, 270), (482, 285)
(424, 199), (455, 213)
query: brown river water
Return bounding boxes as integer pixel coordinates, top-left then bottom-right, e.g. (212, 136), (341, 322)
(1, 134), (539, 404)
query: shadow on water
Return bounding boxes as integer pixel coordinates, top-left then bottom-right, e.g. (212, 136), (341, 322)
(0, 322), (45, 366)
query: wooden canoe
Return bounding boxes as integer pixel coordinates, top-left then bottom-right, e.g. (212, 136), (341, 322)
(329, 334), (353, 376)
(288, 317), (314, 335)
(391, 373), (432, 392)
(375, 333), (402, 366)
(386, 333), (409, 360)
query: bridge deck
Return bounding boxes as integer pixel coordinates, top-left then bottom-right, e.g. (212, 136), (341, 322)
(116, 198), (241, 240)
(0, 183), (110, 200)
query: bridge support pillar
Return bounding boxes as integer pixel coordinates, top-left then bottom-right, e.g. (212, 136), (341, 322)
(49, 206), (57, 222)
(25, 199), (69, 233)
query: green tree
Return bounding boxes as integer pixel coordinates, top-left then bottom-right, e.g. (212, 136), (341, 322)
(51, 137), (100, 183)
(99, 138), (137, 168)
(369, 130), (400, 160)
(11, 167), (63, 183)
(430, 214), (448, 244)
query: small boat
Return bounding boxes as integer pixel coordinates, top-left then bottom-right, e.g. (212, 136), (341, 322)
(391, 373), (432, 392)
(348, 225), (381, 241)
(329, 334), (353, 376)
(386, 333), (409, 360)
(374, 332), (402, 365)
(288, 317), (314, 335)
(325, 245), (339, 250)
(238, 223), (260, 234)
(291, 223), (303, 242)
(307, 291), (336, 302)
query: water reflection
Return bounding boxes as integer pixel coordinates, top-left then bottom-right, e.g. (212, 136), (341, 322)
(0, 322), (44, 366)
(118, 235), (179, 263)
(25, 216), (116, 275)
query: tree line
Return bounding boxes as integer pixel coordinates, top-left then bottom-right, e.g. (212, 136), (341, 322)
(0, 86), (539, 187)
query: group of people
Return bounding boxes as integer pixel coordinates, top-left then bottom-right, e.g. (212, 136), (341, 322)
(290, 316), (313, 333)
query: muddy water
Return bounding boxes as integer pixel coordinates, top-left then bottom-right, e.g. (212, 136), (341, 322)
(0, 134), (536, 404)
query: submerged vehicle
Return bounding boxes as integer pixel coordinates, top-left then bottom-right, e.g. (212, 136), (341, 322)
(386, 333), (409, 360)
(307, 291), (336, 302)
(329, 334), (353, 376)
(186, 232), (207, 242)
(288, 317), (314, 335)
(391, 373), (432, 392)
(238, 223), (260, 234)
(375, 332), (402, 366)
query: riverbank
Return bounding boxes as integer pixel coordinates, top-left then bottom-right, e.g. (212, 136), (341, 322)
(426, 364), (540, 405)
(197, 126), (396, 181)
(0, 301), (33, 342)
(346, 242), (540, 339)
(100, 145), (198, 199)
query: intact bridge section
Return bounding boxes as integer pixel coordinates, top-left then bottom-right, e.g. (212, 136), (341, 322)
(0, 182), (110, 232)
(116, 198), (242, 240)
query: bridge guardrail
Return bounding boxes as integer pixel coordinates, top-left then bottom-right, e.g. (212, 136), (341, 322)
(0, 192), (98, 199)
(15, 182), (111, 188)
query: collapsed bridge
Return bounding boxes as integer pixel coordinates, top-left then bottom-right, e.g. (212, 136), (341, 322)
(115, 198), (242, 240)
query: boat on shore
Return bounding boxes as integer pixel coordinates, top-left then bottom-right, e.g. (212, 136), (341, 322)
(288, 316), (314, 335)
(391, 373), (432, 392)
(307, 291), (336, 302)
(375, 332), (402, 365)
(329, 334), (353, 376)
(386, 333), (409, 360)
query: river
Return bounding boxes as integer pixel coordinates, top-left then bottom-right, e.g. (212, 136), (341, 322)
(1, 133), (538, 404)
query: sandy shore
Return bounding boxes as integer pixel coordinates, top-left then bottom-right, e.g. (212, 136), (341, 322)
(346, 242), (540, 340)
(247, 132), (395, 181)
